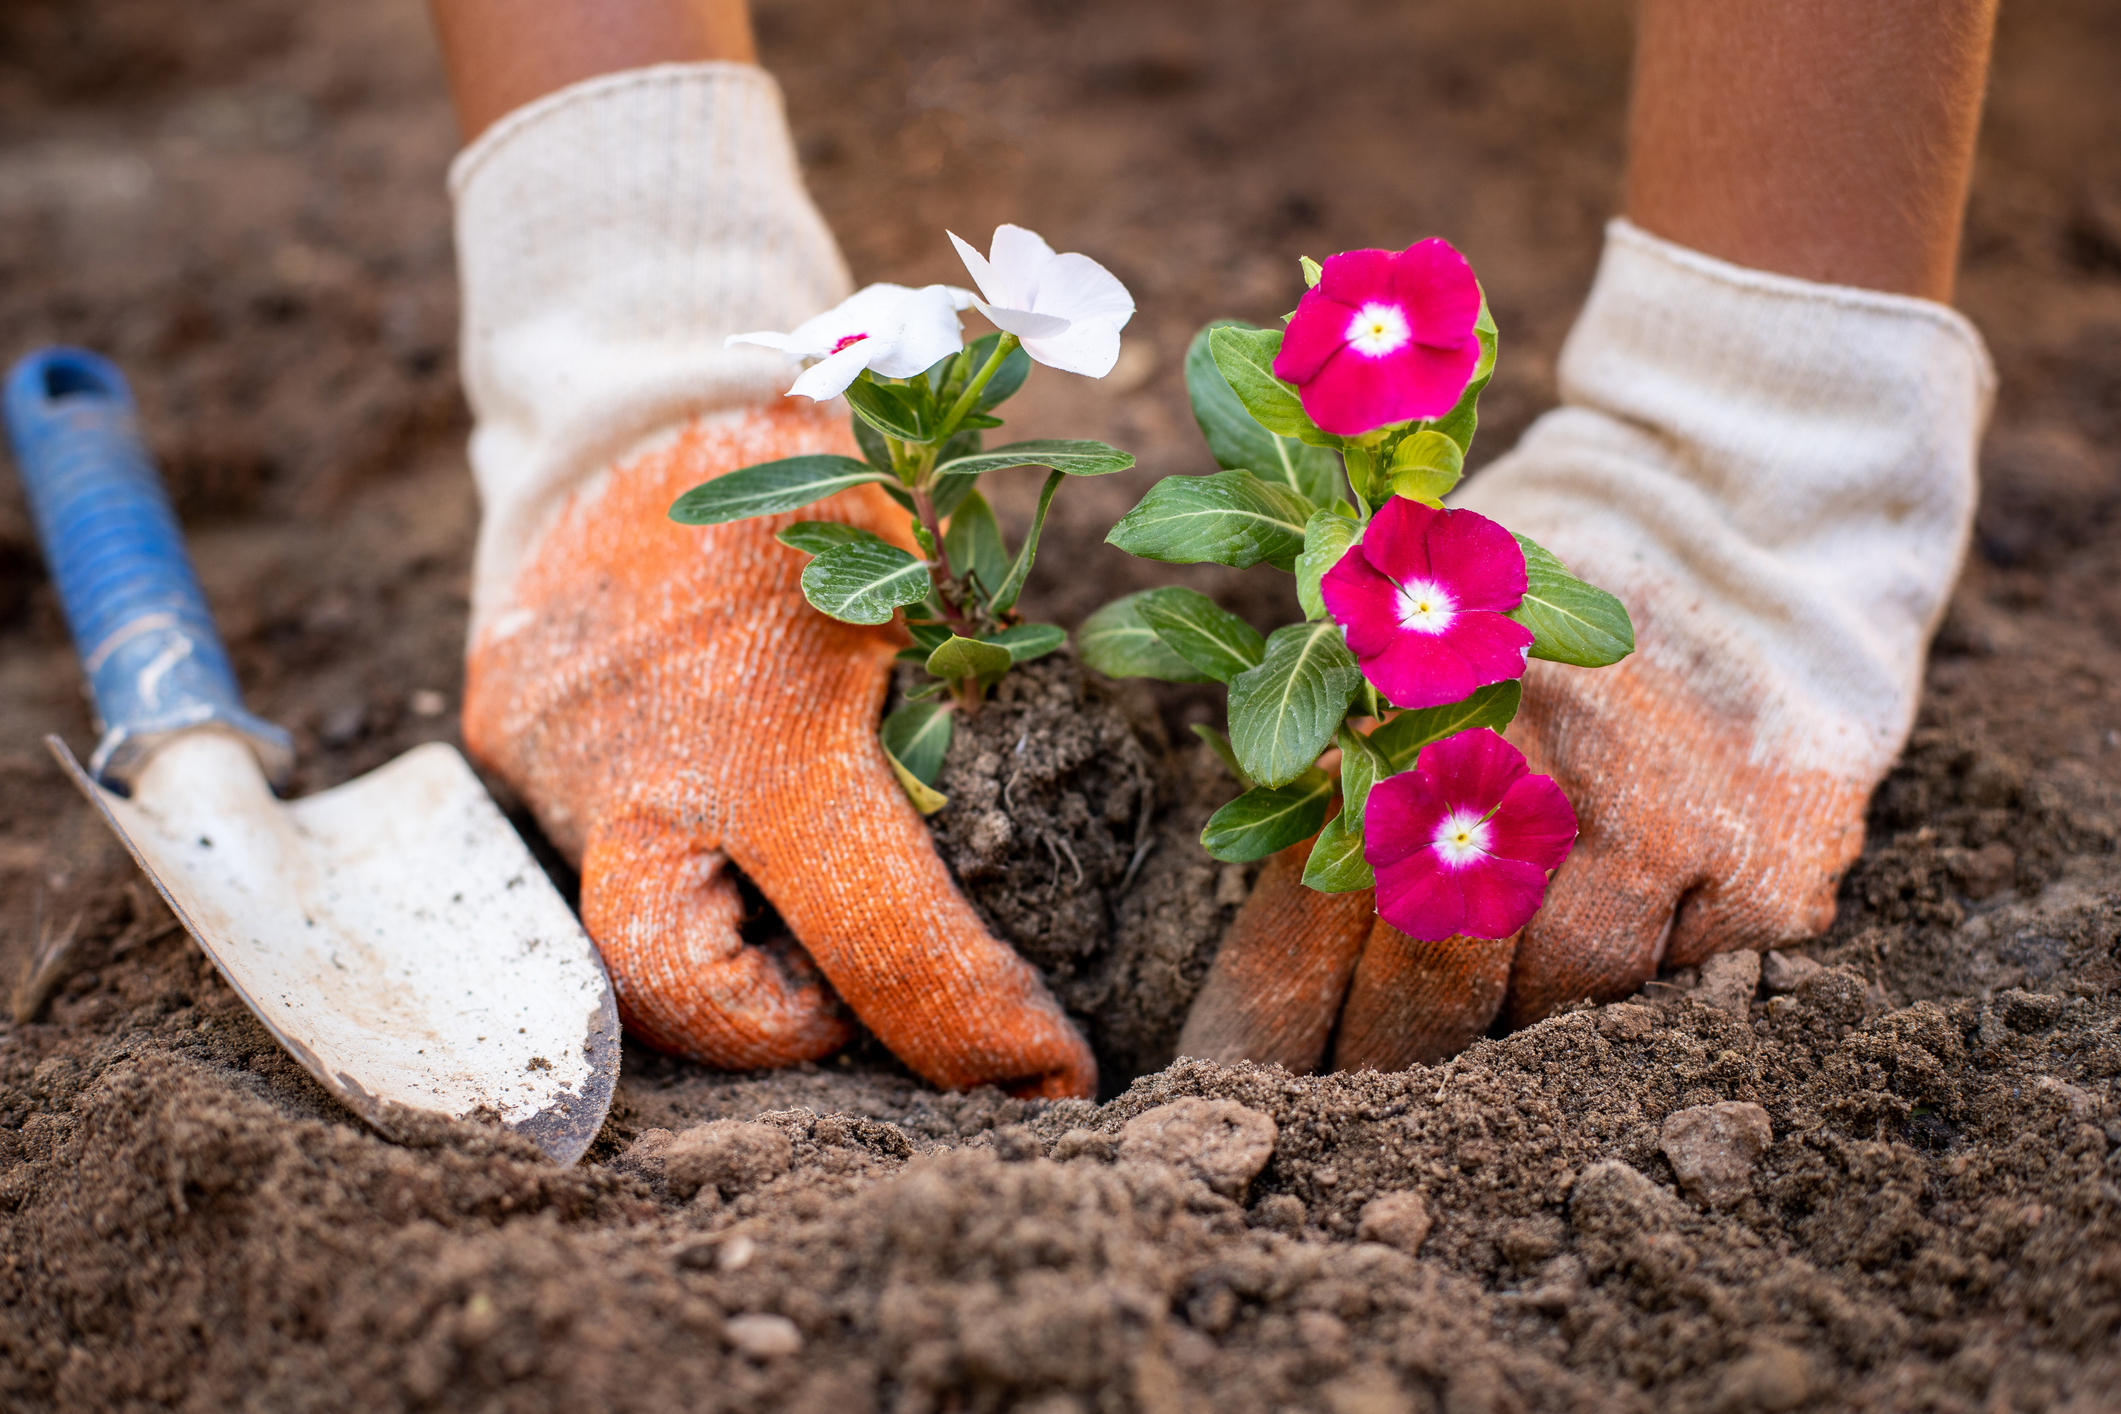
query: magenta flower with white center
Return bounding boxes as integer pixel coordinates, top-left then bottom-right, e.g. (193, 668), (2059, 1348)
(1321, 496), (1532, 710)
(1271, 240), (1483, 437)
(1364, 728), (1577, 942)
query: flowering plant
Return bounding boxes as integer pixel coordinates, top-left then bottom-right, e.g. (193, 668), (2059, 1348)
(670, 225), (1136, 812)
(1085, 241), (1633, 942)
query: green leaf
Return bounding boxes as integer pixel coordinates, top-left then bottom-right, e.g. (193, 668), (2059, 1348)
(1509, 534), (1635, 667)
(925, 634), (1014, 683)
(881, 739), (951, 814)
(880, 701), (954, 786)
(1078, 593), (1212, 683)
(844, 376), (934, 442)
(1185, 322), (1340, 506)
(1190, 724), (1254, 789)
(1302, 721), (1389, 890)
(1301, 810), (1373, 892)
(1388, 430), (1465, 507)
(1105, 470), (1312, 571)
(1299, 256), (1323, 288)
(669, 456), (885, 525)
(1336, 723), (1389, 820)
(1226, 621), (1363, 787)
(1368, 680), (1523, 772)
(799, 540), (932, 624)
(942, 492), (1009, 600)
(988, 468), (1065, 616)
(1207, 325), (1320, 443)
(1296, 508), (1361, 621)
(930, 470), (979, 520)
(934, 438), (1135, 478)
(852, 413), (896, 474)
(1132, 587), (1264, 683)
(777, 521), (882, 556)
(1201, 771), (1334, 863)
(1428, 298), (1498, 456)
(984, 622), (1067, 663)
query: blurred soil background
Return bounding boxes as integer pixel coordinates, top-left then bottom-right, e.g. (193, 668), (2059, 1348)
(1, 0), (2119, 1410)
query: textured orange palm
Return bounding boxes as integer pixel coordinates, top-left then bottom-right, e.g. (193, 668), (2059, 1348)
(464, 403), (1094, 1098)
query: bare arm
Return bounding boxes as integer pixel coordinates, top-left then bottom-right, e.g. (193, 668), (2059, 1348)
(429, 0), (757, 141)
(1625, 0), (1998, 302)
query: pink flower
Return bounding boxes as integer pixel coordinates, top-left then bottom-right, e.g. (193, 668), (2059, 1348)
(1321, 497), (1532, 710)
(1272, 241), (1483, 437)
(1364, 729), (1577, 942)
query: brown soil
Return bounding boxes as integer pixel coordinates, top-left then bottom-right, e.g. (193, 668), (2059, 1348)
(917, 654), (1251, 1089)
(3, 1), (2119, 1411)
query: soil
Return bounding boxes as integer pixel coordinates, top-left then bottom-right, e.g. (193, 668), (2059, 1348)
(2, 1), (2119, 1411)
(916, 654), (1252, 1088)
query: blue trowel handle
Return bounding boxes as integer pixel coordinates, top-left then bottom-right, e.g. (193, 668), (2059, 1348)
(3, 347), (291, 790)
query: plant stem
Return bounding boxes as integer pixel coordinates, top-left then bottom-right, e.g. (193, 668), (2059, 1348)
(909, 482), (971, 631)
(936, 332), (1020, 440)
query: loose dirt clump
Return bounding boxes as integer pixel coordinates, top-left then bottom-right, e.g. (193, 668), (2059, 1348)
(920, 654), (1252, 1086)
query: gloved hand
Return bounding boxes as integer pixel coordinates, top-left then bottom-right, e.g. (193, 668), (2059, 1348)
(1182, 220), (1994, 1071)
(452, 64), (1093, 1097)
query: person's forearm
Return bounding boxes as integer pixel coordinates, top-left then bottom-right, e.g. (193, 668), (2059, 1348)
(1625, 0), (1997, 303)
(429, 0), (757, 141)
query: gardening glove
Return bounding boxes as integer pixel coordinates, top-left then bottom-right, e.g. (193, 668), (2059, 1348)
(1183, 218), (1994, 1071)
(452, 64), (1095, 1098)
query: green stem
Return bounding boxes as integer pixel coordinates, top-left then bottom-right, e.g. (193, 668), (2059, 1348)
(936, 333), (1020, 440)
(909, 483), (971, 631)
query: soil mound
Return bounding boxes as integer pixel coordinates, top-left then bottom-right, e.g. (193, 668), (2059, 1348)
(3, 0), (2119, 1409)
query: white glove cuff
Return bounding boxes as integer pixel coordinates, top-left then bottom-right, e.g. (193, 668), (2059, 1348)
(452, 63), (851, 634)
(1458, 219), (1995, 777)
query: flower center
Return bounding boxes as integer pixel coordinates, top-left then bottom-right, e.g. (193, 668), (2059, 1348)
(1343, 302), (1412, 358)
(1395, 578), (1457, 634)
(1431, 810), (1493, 868)
(829, 332), (871, 354)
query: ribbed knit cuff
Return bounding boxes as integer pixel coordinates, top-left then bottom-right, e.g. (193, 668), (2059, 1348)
(453, 63), (851, 633)
(1458, 219), (1996, 775)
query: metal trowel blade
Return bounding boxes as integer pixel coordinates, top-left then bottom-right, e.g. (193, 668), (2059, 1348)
(49, 730), (619, 1165)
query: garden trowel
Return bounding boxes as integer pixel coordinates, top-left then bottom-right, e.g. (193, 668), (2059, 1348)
(3, 347), (618, 1164)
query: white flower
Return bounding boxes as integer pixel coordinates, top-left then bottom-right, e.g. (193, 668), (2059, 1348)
(727, 282), (975, 401)
(947, 225), (1134, 378)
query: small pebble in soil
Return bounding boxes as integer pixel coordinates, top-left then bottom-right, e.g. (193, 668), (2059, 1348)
(1356, 1190), (1432, 1254)
(724, 1313), (803, 1360)
(1760, 950), (1822, 994)
(1716, 1341), (1814, 1412)
(1660, 1101), (1773, 1208)
(1119, 1097), (1277, 1199)
(1695, 950), (1761, 1018)
(664, 1120), (793, 1201)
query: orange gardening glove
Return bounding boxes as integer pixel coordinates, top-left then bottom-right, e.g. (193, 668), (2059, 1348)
(1180, 221), (1992, 1072)
(465, 404), (1094, 1097)
(450, 66), (1095, 1096)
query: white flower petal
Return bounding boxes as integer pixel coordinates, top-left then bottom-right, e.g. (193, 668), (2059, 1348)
(1023, 318), (1123, 378)
(1030, 252), (1134, 327)
(976, 300), (1072, 341)
(865, 285), (966, 378)
(947, 232), (1008, 308)
(989, 224), (1058, 297)
(785, 282), (921, 353)
(786, 341), (877, 401)
(725, 330), (808, 355)
(943, 285), (977, 311)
